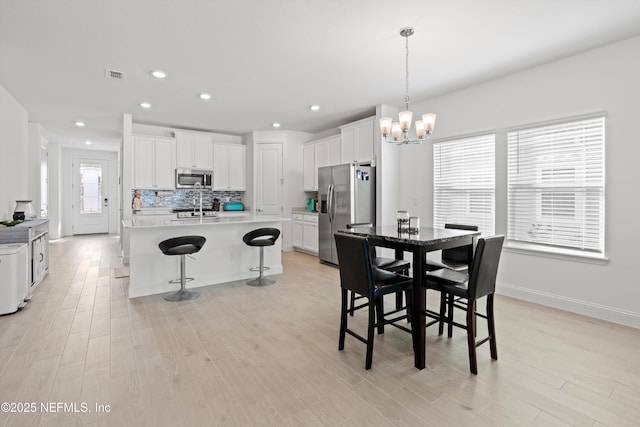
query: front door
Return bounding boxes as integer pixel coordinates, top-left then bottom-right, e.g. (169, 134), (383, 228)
(72, 159), (110, 234)
(255, 143), (283, 215)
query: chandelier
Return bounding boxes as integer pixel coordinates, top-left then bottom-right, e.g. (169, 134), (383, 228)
(380, 27), (436, 144)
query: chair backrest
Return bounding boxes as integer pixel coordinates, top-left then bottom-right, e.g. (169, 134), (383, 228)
(346, 223), (378, 260)
(242, 227), (281, 246)
(334, 233), (375, 298)
(442, 224), (479, 264)
(467, 235), (504, 300)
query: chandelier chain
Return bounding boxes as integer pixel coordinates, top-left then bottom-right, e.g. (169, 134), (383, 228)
(405, 32), (410, 111)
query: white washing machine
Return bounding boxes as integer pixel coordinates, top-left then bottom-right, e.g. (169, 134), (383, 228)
(0, 243), (28, 315)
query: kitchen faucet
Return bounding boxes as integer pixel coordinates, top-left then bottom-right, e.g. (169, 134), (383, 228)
(194, 182), (203, 223)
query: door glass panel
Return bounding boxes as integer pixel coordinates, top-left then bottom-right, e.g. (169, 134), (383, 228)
(80, 163), (102, 214)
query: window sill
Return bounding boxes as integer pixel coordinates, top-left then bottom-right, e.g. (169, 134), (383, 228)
(504, 241), (609, 265)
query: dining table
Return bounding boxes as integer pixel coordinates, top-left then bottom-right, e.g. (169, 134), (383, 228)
(338, 225), (480, 369)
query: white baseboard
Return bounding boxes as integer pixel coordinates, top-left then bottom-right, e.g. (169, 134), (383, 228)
(497, 281), (640, 329)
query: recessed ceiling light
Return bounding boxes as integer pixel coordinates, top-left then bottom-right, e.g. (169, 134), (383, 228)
(151, 70), (167, 79)
(199, 93), (211, 100)
(75, 121), (85, 127)
(309, 105), (320, 111)
(85, 140), (92, 145)
(140, 102), (152, 109)
(272, 123), (281, 128)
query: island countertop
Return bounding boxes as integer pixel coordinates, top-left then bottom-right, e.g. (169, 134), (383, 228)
(124, 214), (287, 298)
(123, 213), (289, 229)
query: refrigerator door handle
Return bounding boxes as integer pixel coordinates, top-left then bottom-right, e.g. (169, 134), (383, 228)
(327, 184), (333, 224)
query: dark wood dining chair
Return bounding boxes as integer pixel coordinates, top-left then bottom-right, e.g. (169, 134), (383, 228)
(345, 223), (411, 316)
(426, 223), (479, 272)
(335, 233), (413, 370)
(424, 235), (504, 374)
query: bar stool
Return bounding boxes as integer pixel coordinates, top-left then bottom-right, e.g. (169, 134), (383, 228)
(242, 228), (280, 286)
(159, 235), (206, 301)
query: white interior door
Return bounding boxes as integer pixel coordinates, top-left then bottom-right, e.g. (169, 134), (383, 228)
(72, 158), (110, 234)
(256, 143), (283, 215)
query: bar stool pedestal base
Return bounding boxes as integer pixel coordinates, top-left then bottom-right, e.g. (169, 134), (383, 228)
(164, 289), (200, 301)
(246, 277), (275, 287)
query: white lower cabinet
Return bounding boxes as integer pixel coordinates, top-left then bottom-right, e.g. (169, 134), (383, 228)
(292, 213), (318, 255)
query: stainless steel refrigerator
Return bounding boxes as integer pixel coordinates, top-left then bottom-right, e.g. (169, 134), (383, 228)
(318, 164), (375, 265)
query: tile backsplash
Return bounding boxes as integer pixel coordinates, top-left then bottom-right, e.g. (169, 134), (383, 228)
(132, 189), (244, 210)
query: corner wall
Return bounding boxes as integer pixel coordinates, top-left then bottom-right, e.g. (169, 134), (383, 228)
(0, 84), (28, 219)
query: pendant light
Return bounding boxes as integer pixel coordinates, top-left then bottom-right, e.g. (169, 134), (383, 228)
(380, 27), (436, 144)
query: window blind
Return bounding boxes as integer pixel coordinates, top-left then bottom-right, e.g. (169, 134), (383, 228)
(433, 134), (495, 235)
(507, 116), (605, 253)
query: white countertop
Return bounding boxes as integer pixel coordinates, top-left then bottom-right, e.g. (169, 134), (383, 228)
(123, 213), (288, 229)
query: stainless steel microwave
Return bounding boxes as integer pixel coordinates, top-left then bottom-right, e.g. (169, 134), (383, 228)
(175, 168), (213, 189)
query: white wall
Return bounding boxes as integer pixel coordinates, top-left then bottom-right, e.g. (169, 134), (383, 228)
(397, 35), (640, 328)
(47, 142), (62, 238)
(0, 84), (28, 219)
(61, 148), (120, 236)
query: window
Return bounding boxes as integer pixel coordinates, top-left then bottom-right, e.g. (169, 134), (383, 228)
(433, 134), (495, 235)
(507, 116), (605, 254)
(79, 163), (103, 214)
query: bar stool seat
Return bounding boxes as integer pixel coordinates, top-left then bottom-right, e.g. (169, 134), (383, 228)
(242, 228), (280, 286)
(159, 235), (206, 301)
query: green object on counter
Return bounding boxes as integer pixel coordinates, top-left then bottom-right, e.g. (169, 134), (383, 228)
(0, 219), (24, 226)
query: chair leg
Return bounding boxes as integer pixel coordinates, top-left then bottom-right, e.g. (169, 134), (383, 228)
(487, 294), (498, 360)
(366, 300), (376, 369)
(395, 291), (403, 310)
(447, 294), (454, 338)
(438, 292), (446, 336)
(405, 290), (412, 321)
(339, 289), (348, 351)
(349, 291), (356, 316)
(375, 296), (384, 335)
(466, 302), (478, 375)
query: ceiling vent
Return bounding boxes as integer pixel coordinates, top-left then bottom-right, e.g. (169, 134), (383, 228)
(105, 68), (124, 80)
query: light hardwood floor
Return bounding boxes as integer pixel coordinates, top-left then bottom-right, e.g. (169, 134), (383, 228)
(1, 234), (639, 426)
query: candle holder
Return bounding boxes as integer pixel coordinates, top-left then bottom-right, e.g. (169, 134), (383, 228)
(397, 210), (410, 232)
(408, 216), (420, 234)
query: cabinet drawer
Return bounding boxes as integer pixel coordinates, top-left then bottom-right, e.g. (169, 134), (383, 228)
(304, 214), (318, 223)
(292, 213), (304, 221)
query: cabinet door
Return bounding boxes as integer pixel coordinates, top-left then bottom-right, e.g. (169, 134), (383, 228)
(175, 133), (194, 168)
(292, 220), (303, 248)
(340, 127), (357, 164)
(154, 138), (175, 189)
(133, 136), (155, 188)
(327, 136), (341, 166)
(303, 144), (315, 190)
(356, 119), (374, 162)
(193, 135), (213, 169)
(213, 145), (229, 190)
(303, 222), (318, 253)
(227, 145), (246, 190)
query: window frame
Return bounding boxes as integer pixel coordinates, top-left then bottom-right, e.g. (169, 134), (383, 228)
(506, 113), (606, 261)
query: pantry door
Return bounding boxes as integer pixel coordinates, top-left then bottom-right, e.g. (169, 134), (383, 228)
(255, 143), (283, 215)
(72, 159), (110, 234)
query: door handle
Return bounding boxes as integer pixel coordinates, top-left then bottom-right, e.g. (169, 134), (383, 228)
(104, 198), (108, 207)
(327, 185), (333, 223)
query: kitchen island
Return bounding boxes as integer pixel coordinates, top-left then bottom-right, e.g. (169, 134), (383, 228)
(123, 214), (287, 298)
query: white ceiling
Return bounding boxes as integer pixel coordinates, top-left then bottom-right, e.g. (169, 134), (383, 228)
(2, 0), (640, 151)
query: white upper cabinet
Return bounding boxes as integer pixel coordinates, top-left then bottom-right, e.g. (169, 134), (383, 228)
(213, 144), (246, 191)
(303, 135), (341, 191)
(133, 135), (176, 189)
(340, 116), (375, 164)
(303, 143), (316, 191)
(175, 131), (213, 169)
